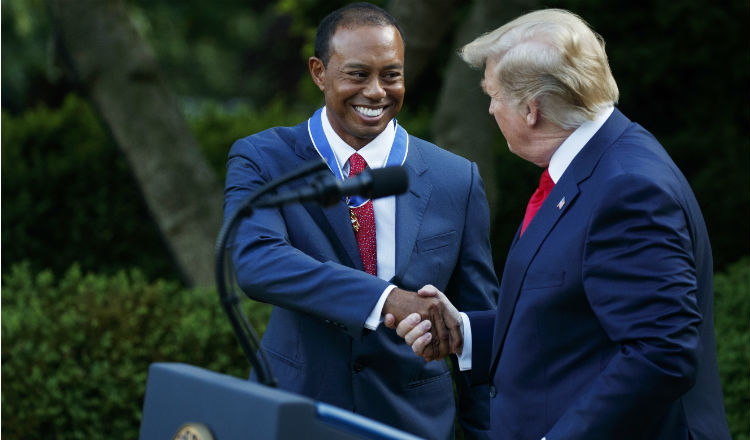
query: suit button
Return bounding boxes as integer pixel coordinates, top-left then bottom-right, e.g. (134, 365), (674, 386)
(489, 385), (497, 398)
(353, 362), (364, 373)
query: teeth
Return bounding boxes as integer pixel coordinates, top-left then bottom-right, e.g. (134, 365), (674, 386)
(355, 106), (384, 117)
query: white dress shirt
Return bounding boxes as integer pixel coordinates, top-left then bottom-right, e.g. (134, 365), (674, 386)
(321, 107), (398, 329)
(456, 106), (614, 371)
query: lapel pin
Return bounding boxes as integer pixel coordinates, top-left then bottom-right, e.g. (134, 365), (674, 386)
(557, 197), (566, 210)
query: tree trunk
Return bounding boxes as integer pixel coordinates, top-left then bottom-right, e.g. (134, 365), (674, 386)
(431, 0), (538, 220)
(387, 0), (463, 89)
(48, 0), (222, 288)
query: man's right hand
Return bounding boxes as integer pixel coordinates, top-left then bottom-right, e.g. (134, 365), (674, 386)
(382, 285), (462, 361)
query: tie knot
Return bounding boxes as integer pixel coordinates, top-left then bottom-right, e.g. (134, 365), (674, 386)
(349, 153), (367, 177)
(539, 169), (555, 192)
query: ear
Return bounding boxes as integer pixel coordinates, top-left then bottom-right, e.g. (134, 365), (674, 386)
(309, 57), (326, 91)
(525, 100), (539, 126)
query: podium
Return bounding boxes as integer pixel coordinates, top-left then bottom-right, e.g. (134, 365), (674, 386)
(139, 363), (422, 440)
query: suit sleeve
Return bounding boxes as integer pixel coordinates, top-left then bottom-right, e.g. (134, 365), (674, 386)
(445, 162), (500, 439)
(223, 138), (391, 339)
(465, 310), (497, 384)
(544, 173), (702, 439)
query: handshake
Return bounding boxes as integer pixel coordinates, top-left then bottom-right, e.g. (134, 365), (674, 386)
(382, 285), (463, 362)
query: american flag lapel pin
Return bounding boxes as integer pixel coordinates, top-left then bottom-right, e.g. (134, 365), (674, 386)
(557, 197), (566, 210)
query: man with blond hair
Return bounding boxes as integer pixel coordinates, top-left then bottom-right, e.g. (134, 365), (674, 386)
(390, 9), (730, 439)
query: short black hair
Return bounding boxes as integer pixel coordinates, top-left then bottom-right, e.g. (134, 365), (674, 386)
(314, 2), (405, 66)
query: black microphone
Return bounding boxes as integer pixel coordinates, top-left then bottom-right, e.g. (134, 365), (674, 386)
(253, 166), (409, 208)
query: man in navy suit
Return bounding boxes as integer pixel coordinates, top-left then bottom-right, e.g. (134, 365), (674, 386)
(223, 3), (498, 439)
(391, 9), (731, 439)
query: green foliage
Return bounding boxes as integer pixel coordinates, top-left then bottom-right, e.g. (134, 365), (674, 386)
(1, 94), (180, 280)
(713, 257), (750, 440)
(1, 263), (271, 439)
(2, 259), (746, 439)
(186, 99), (315, 179)
(127, 0), (315, 104)
(0, 0), (68, 113)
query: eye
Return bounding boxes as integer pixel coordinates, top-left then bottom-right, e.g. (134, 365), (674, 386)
(349, 71), (368, 79)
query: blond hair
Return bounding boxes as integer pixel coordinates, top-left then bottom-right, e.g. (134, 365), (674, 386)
(461, 9), (619, 129)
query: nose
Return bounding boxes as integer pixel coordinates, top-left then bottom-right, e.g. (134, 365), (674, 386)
(363, 77), (386, 100)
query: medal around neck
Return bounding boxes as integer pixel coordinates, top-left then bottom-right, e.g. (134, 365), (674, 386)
(307, 107), (408, 209)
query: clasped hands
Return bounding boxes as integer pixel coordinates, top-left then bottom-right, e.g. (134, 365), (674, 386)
(382, 285), (462, 362)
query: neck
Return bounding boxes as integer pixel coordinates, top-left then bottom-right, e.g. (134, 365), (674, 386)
(525, 124), (574, 168)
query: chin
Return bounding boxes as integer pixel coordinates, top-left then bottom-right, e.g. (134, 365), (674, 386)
(356, 121), (388, 136)
(356, 129), (382, 142)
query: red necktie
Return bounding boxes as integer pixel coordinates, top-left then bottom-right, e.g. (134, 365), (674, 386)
(348, 153), (377, 276)
(520, 168), (555, 236)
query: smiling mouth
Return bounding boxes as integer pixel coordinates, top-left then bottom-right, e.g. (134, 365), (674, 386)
(354, 106), (385, 117)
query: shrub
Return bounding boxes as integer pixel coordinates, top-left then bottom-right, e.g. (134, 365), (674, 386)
(1, 263), (270, 439)
(1, 258), (747, 439)
(714, 257), (750, 440)
(187, 98), (314, 180)
(1, 94), (180, 281)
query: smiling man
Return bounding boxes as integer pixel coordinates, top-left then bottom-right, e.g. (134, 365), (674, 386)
(308, 23), (404, 147)
(222, 3), (498, 439)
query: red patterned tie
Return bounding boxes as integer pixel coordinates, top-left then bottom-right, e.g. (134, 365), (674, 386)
(348, 153), (377, 276)
(520, 168), (555, 236)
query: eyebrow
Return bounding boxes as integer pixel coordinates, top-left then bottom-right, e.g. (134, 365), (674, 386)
(342, 62), (404, 70)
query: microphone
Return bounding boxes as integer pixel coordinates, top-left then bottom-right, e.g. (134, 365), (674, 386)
(253, 166), (409, 208)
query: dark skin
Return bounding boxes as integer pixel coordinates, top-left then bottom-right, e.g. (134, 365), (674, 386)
(383, 287), (463, 361)
(308, 25), (405, 150)
(387, 286), (463, 362)
(308, 24), (461, 359)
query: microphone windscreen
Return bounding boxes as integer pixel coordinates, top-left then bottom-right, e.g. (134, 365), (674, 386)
(368, 166), (409, 199)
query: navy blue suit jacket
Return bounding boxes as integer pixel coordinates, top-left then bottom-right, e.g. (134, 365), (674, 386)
(467, 109), (730, 439)
(224, 119), (499, 439)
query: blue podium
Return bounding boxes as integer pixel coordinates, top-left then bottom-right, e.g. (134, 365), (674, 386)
(139, 363), (422, 440)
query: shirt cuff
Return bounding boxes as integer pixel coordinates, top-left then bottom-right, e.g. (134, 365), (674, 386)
(364, 285), (397, 330)
(456, 312), (472, 371)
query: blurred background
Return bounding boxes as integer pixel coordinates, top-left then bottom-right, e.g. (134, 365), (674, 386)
(2, 0), (748, 438)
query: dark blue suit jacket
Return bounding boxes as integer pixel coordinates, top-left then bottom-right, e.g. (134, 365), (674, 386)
(467, 109), (730, 439)
(224, 119), (499, 439)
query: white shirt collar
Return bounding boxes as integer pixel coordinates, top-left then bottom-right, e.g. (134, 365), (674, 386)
(321, 106), (396, 175)
(548, 106), (614, 183)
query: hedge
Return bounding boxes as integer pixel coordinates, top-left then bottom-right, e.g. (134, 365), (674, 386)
(713, 257), (750, 440)
(1, 263), (270, 439)
(2, 259), (748, 439)
(1, 95), (180, 280)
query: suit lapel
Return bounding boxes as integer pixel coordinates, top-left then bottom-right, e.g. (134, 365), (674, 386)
(394, 139), (431, 282)
(489, 178), (580, 373)
(489, 108), (632, 377)
(291, 124), (364, 271)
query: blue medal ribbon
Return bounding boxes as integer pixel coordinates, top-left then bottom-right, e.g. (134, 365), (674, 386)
(307, 107), (408, 208)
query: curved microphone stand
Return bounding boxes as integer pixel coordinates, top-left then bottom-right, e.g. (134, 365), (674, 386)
(214, 159), (328, 387)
